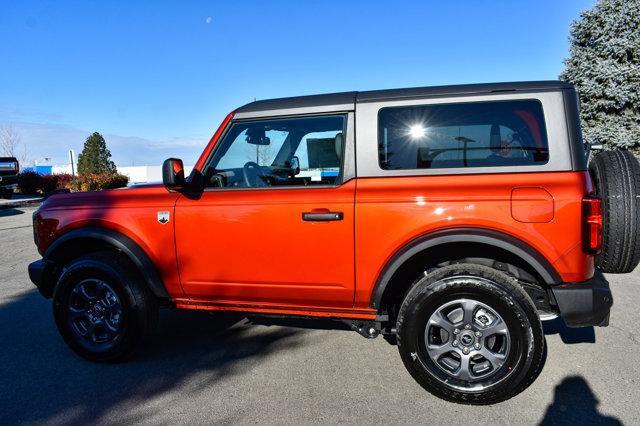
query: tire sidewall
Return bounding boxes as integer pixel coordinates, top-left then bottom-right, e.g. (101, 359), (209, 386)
(397, 266), (543, 404)
(589, 150), (640, 273)
(53, 256), (143, 362)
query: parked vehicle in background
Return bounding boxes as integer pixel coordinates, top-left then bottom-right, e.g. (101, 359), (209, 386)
(0, 157), (19, 199)
(28, 81), (640, 404)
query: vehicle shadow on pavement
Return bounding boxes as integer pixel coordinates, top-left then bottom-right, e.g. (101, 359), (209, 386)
(0, 290), (305, 425)
(0, 208), (25, 217)
(542, 318), (596, 344)
(538, 376), (621, 425)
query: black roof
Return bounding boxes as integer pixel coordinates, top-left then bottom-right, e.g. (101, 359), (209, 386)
(236, 91), (356, 114)
(235, 81), (572, 113)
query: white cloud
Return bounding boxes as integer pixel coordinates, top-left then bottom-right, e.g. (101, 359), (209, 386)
(0, 121), (207, 167)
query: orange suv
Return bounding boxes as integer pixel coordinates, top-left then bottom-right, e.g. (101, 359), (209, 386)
(28, 81), (640, 404)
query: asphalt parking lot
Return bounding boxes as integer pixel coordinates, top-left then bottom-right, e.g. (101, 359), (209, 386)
(1, 206), (638, 425)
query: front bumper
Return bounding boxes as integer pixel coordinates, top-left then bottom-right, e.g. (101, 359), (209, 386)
(550, 271), (613, 327)
(28, 259), (56, 298)
(0, 175), (18, 188)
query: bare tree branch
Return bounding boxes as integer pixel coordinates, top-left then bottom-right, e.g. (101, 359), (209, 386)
(246, 144), (274, 166)
(18, 141), (30, 166)
(0, 124), (21, 157)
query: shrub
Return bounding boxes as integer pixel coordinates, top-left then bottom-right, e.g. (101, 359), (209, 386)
(77, 173), (129, 191)
(102, 173), (129, 189)
(18, 171), (128, 194)
(39, 175), (57, 194)
(17, 171), (42, 195)
(55, 173), (74, 190)
(40, 173), (73, 195)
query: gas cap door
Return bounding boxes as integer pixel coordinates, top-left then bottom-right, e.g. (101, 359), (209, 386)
(511, 187), (554, 223)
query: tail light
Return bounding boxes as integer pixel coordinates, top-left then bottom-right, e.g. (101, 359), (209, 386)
(32, 210), (41, 246)
(582, 196), (603, 254)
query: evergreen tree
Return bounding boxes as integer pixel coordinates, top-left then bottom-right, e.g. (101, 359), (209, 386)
(560, 0), (640, 152)
(77, 132), (117, 175)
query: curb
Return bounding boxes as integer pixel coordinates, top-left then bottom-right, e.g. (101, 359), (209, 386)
(0, 198), (43, 210)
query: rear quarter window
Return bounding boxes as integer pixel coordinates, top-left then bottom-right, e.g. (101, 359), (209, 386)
(378, 100), (549, 170)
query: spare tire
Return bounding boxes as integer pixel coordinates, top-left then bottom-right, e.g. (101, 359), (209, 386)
(589, 150), (640, 273)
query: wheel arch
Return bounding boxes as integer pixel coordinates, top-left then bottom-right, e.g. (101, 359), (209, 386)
(371, 228), (562, 311)
(44, 227), (169, 299)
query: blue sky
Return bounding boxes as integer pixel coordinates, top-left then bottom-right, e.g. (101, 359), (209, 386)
(0, 0), (596, 166)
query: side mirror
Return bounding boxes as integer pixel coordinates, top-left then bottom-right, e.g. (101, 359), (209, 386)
(163, 158), (185, 191)
(289, 156), (300, 176)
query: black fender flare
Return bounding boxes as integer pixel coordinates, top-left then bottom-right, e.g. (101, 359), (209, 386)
(370, 227), (562, 309)
(44, 227), (169, 299)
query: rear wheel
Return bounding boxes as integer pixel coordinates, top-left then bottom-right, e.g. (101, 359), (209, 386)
(589, 150), (640, 273)
(53, 251), (158, 362)
(396, 264), (544, 404)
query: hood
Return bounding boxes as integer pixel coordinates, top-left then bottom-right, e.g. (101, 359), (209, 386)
(40, 183), (179, 210)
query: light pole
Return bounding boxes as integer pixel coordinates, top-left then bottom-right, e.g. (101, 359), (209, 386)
(69, 149), (77, 191)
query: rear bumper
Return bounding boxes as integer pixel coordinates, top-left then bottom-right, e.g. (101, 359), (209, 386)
(551, 271), (613, 327)
(28, 259), (56, 298)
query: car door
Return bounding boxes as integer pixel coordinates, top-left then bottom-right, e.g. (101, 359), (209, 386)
(174, 113), (356, 308)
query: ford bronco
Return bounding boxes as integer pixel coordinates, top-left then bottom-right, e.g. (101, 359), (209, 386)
(28, 81), (640, 404)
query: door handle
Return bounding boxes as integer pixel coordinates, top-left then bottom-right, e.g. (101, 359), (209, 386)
(302, 211), (344, 222)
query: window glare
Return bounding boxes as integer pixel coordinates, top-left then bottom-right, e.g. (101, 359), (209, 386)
(378, 100), (549, 170)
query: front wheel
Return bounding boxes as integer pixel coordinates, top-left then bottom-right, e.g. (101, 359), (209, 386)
(53, 252), (158, 362)
(396, 264), (544, 404)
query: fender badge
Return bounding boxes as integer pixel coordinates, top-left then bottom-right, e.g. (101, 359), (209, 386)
(157, 211), (170, 225)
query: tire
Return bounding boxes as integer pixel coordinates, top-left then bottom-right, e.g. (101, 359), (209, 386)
(396, 264), (544, 405)
(0, 188), (12, 199)
(589, 150), (640, 273)
(53, 251), (158, 362)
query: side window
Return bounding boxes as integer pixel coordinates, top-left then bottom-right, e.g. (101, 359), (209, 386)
(378, 100), (549, 170)
(204, 115), (346, 188)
